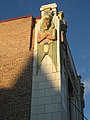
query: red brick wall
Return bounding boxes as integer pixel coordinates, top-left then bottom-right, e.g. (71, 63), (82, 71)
(0, 16), (34, 120)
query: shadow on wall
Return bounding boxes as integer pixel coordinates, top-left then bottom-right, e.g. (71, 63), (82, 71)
(0, 54), (33, 120)
(31, 55), (63, 120)
(0, 54), (62, 120)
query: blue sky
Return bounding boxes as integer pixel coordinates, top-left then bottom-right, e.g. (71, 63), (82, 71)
(0, 0), (90, 119)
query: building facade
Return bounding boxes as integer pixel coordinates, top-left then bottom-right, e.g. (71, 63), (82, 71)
(0, 3), (84, 120)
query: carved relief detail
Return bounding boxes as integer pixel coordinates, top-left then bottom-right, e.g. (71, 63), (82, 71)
(37, 6), (57, 70)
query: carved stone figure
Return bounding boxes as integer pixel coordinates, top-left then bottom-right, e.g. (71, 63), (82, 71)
(37, 9), (57, 69)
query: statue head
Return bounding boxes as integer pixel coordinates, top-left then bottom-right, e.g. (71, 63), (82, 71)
(40, 7), (55, 33)
(40, 13), (55, 33)
(42, 14), (52, 30)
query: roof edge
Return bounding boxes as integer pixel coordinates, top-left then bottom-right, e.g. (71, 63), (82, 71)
(0, 14), (32, 23)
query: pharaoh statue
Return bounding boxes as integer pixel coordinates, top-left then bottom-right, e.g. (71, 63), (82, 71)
(37, 8), (57, 70)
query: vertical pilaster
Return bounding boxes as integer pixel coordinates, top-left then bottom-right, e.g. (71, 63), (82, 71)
(30, 3), (62, 120)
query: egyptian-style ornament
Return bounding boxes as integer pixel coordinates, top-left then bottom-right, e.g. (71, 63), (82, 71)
(37, 5), (57, 71)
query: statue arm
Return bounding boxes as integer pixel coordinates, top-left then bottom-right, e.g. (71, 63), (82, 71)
(37, 29), (57, 43)
(37, 31), (48, 43)
(46, 29), (57, 40)
(37, 32), (49, 43)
